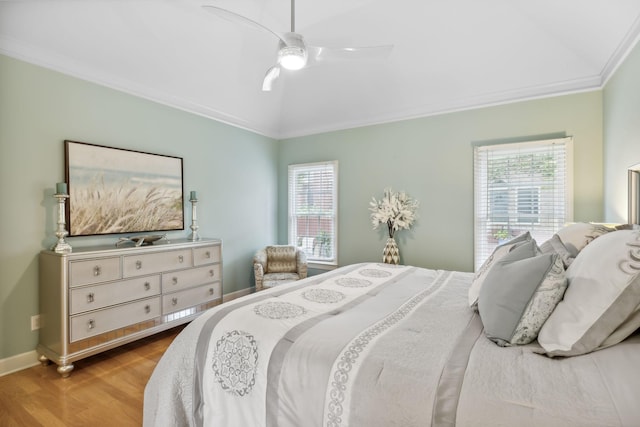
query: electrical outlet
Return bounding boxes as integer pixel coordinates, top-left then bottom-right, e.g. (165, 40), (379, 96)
(31, 314), (41, 331)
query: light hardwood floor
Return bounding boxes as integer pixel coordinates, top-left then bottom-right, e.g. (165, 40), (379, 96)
(0, 325), (185, 427)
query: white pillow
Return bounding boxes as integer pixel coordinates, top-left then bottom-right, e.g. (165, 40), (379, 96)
(538, 230), (640, 357)
(468, 232), (533, 308)
(556, 222), (614, 257)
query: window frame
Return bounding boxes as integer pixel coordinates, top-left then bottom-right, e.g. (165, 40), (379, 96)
(473, 137), (573, 270)
(288, 161), (339, 269)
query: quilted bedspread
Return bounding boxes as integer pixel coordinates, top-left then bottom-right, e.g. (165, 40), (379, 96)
(144, 263), (640, 427)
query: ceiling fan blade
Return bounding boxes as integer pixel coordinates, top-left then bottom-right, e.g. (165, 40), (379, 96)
(308, 44), (394, 62)
(202, 5), (287, 44)
(262, 66), (281, 91)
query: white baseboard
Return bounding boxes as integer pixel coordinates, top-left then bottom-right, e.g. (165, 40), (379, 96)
(222, 287), (254, 303)
(0, 350), (39, 377)
(0, 288), (254, 377)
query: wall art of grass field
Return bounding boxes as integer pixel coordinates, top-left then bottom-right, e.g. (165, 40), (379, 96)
(68, 168), (183, 237)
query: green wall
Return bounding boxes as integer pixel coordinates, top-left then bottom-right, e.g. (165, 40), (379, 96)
(0, 55), (278, 360)
(604, 42), (640, 222)
(278, 92), (604, 272)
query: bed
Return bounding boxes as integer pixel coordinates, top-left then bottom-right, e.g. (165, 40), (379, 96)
(144, 225), (640, 427)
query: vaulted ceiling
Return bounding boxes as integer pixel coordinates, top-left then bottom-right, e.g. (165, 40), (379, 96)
(2, 0), (640, 138)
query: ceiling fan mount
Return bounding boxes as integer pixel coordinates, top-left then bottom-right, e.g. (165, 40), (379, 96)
(203, 0), (392, 91)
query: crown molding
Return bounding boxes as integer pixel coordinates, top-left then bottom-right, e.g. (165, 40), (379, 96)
(0, 36), (282, 139)
(600, 13), (640, 86)
(276, 76), (604, 139)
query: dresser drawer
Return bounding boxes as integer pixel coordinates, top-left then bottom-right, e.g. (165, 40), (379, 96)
(69, 275), (161, 315)
(162, 283), (221, 314)
(69, 297), (161, 342)
(162, 264), (221, 292)
(194, 245), (221, 266)
(69, 257), (121, 287)
(123, 249), (192, 277)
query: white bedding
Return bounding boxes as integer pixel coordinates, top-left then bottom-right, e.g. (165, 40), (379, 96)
(144, 263), (640, 427)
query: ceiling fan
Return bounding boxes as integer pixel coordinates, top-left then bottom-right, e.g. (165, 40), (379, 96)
(202, 0), (393, 91)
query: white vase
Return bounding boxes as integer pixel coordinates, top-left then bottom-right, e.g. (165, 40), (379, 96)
(382, 237), (400, 264)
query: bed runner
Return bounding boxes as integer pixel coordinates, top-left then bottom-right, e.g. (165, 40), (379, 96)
(321, 269), (455, 427)
(431, 312), (483, 427)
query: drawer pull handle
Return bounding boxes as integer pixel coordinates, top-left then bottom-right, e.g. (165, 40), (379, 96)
(172, 297), (178, 306)
(145, 305), (151, 314)
(144, 282), (151, 291)
(172, 277), (178, 285)
(136, 260), (142, 270)
(88, 319), (95, 330)
(209, 269), (215, 277)
(205, 251), (211, 259)
(87, 293), (95, 303)
(93, 266), (101, 276)
(209, 288), (214, 296)
(178, 255), (184, 263)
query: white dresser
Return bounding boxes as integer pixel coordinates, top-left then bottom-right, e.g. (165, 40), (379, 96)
(38, 238), (222, 377)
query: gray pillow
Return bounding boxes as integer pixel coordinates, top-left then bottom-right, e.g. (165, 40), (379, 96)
(468, 232), (533, 308)
(478, 247), (567, 347)
(539, 234), (574, 268)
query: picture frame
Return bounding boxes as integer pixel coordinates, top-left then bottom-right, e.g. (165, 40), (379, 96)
(64, 140), (184, 237)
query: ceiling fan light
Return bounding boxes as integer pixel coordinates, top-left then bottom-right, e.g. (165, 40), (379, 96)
(278, 46), (307, 70)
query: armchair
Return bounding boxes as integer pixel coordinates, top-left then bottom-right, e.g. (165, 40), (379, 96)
(253, 245), (308, 291)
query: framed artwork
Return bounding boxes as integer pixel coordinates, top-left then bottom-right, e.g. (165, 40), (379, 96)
(64, 140), (184, 236)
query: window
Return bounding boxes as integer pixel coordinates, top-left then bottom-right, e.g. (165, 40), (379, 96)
(473, 137), (573, 269)
(288, 161), (338, 266)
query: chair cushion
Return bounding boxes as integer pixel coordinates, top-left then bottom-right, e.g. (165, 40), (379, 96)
(266, 246), (297, 273)
(263, 272), (301, 288)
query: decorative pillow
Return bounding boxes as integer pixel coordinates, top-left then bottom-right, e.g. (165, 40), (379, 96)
(539, 234), (574, 268)
(538, 230), (640, 357)
(468, 232), (533, 308)
(478, 247), (567, 347)
(556, 222), (615, 258)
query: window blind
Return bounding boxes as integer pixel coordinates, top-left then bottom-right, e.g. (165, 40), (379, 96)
(288, 161), (338, 265)
(473, 137), (573, 270)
